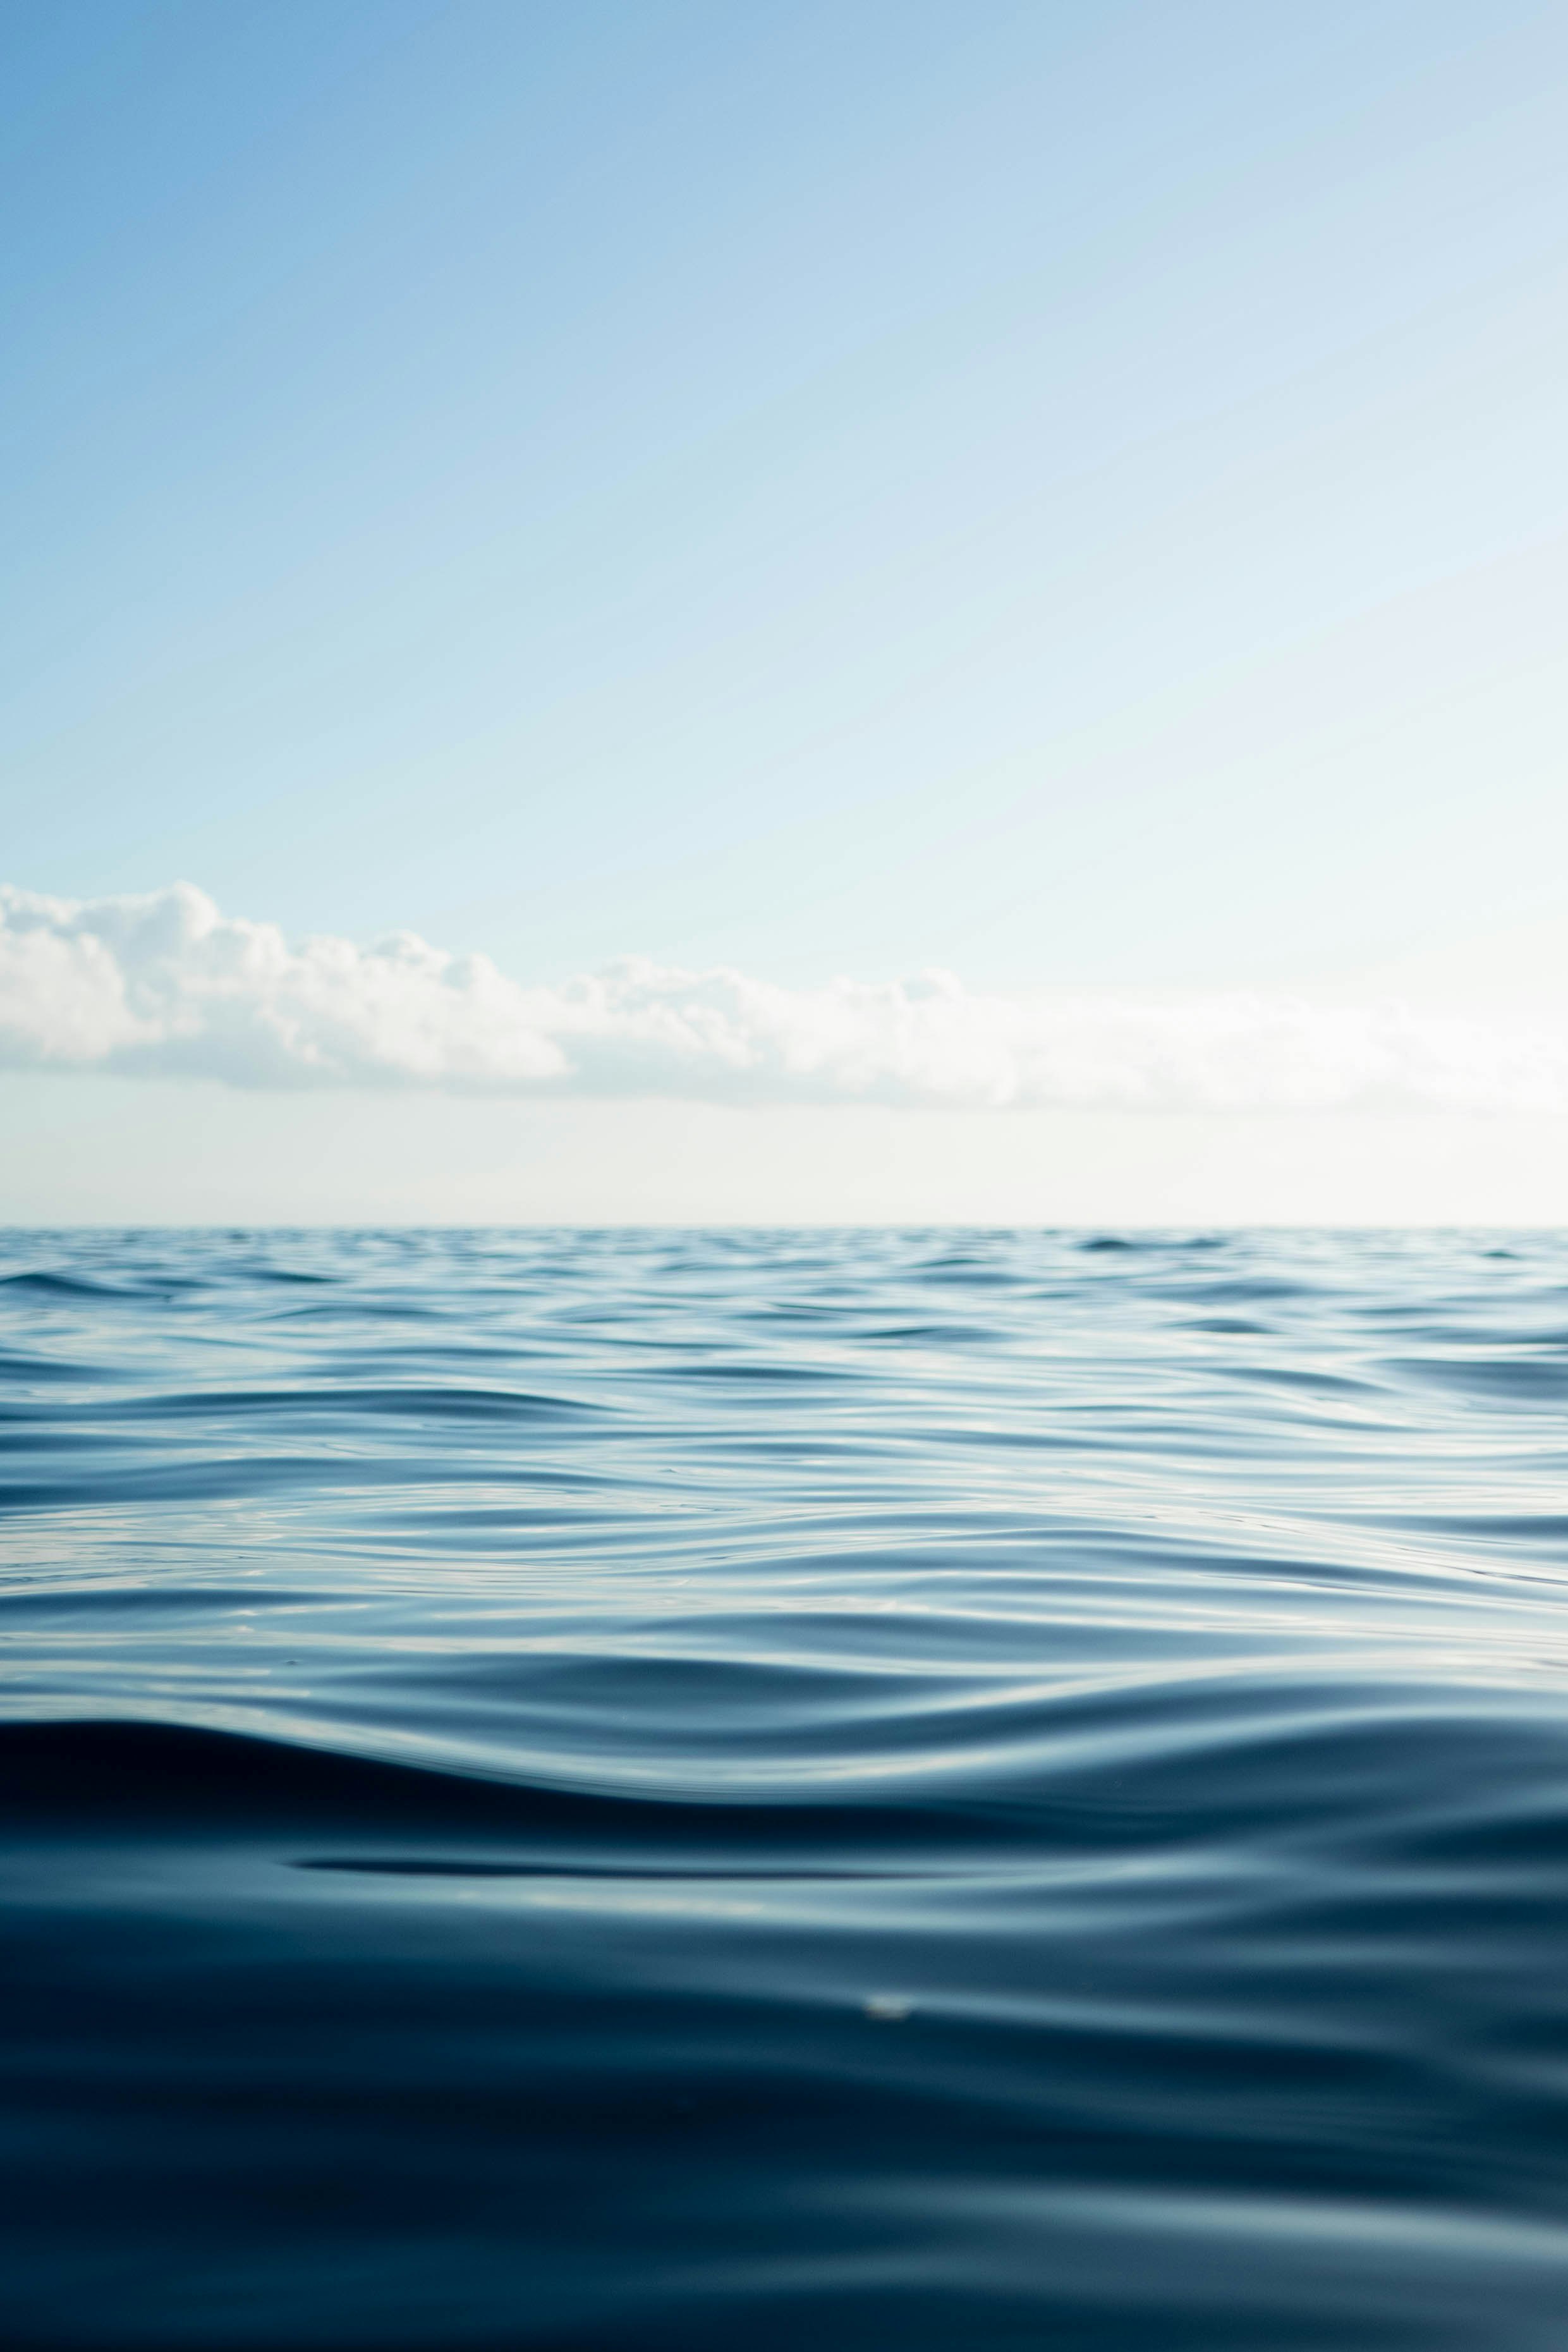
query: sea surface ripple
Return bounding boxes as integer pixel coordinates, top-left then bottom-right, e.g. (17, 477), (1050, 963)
(6, 1227), (1568, 2348)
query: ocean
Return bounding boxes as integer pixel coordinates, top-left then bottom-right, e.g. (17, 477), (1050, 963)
(5, 1226), (1568, 2348)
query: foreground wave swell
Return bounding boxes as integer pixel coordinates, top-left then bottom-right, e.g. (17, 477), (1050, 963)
(6, 1229), (1568, 2348)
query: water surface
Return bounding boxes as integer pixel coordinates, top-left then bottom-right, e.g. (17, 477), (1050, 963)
(6, 1227), (1568, 2347)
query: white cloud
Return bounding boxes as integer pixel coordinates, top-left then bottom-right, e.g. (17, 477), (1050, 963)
(2, 881), (1566, 1113)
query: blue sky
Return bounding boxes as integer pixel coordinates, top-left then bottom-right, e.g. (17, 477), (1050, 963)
(4, 1), (1568, 1217)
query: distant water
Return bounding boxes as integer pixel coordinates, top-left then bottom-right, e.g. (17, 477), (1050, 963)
(8, 1229), (1568, 2349)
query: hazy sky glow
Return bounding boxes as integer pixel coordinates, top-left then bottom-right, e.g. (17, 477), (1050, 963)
(5, 2), (1568, 1221)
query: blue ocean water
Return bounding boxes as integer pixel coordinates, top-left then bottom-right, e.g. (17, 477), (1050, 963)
(6, 1227), (1568, 2348)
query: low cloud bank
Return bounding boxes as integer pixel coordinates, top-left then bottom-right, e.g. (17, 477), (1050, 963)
(3, 882), (1565, 1112)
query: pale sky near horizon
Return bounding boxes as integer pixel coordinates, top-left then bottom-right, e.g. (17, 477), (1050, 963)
(4, 1), (1568, 1222)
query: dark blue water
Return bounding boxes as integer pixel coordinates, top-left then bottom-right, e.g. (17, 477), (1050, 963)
(6, 1228), (1568, 2348)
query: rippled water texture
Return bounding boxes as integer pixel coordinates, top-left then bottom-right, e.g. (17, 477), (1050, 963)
(8, 1229), (1568, 2348)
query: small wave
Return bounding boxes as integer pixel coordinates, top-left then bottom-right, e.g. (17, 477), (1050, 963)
(0, 1267), (156, 1300)
(0, 1717), (1028, 1865)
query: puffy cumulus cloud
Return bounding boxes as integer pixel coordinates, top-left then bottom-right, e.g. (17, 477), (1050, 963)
(3, 881), (1567, 1113)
